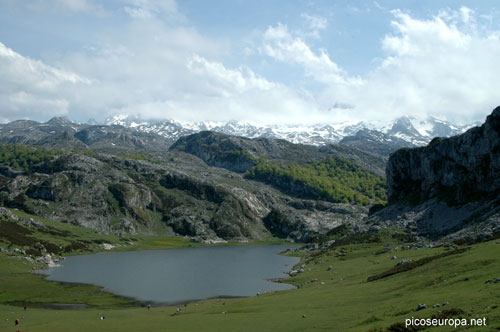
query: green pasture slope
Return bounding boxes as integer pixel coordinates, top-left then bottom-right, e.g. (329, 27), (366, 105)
(0, 210), (499, 331)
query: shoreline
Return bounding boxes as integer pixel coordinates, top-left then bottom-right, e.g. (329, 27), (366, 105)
(18, 242), (301, 310)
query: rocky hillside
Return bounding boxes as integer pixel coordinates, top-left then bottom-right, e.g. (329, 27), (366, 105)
(170, 131), (386, 176)
(339, 129), (414, 156)
(0, 128), (384, 242)
(0, 111), (493, 245)
(0, 117), (173, 153)
(366, 106), (500, 242)
(387, 106), (500, 204)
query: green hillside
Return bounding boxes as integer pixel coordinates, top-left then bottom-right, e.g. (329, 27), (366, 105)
(0, 143), (62, 172)
(245, 157), (387, 205)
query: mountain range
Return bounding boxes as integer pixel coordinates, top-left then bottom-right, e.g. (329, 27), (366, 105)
(104, 114), (478, 153)
(0, 117), (386, 242)
(0, 114), (477, 159)
(0, 108), (497, 244)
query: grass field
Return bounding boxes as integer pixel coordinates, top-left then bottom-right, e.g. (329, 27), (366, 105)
(0, 210), (499, 331)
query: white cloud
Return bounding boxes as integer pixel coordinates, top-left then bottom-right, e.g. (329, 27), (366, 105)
(187, 54), (275, 96)
(301, 13), (328, 38)
(0, 42), (90, 122)
(93, 46), (324, 125)
(26, 0), (109, 16)
(26, 0), (181, 19)
(108, 54), (320, 124)
(261, 8), (500, 124)
(181, 55), (320, 123)
(121, 0), (184, 21)
(123, 6), (153, 19)
(9, 6), (321, 125)
(51, 0), (93, 12)
(460, 6), (473, 24)
(301, 13), (327, 31)
(39, 12), (235, 120)
(383, 9), (471, 56)
(2, 4), (500, 126)
(0, 42), (90, 87)
(373, 1), (386, 11)
(353, 7), (500, 122)
(262, 23), (362, 86)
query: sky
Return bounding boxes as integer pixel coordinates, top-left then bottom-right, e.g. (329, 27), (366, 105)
(1, 0), (500, 125)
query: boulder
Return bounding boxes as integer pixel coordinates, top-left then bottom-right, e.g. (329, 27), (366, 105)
(13, 248), (26, 255)
(395, 259), (413, 267)
(416, 304), (427, 311)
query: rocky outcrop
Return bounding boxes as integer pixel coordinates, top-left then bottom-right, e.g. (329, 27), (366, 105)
(0, 153), (155, 233)
(0, 147), (369, 242)
(158, 172), (270, 241)
(0, 122), (390, 242)
(264, 202), (368, 242)
(38, 130), (88, 150)
(169, 131), (258, 173)
(368, 106), (500, 240)
(387, 106), (500, 205)
(171, 131), (387, 176)
(74, 125), (172, 152)
(0, 117), (173, 153)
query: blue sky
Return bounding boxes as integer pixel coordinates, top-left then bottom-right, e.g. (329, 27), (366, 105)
(1, 0), (500, 124)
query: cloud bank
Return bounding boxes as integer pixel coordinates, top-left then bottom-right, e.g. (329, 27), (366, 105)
(0, 42), (90, 122)
(1, 3), (499, 124)
(261, 7), (500, 124)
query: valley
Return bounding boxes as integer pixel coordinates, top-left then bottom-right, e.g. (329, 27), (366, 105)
(0, 107), (499, 331)
(3, 2), (500, 331)
(0, 210), (498, 331)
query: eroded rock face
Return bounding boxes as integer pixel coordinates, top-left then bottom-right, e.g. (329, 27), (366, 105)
(169, 131), (258, 173)
(371, 106), (500, 240)
(170, 131), (387, 176)
(263, 202), (368, 242)
(387, 106), (500, 205)
(0, 153), (154, 233)
(0, 148), (369, 242)
(0, 123), (388, 242)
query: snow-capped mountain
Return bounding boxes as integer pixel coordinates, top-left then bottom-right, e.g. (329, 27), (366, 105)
(104, 114), (478, 151)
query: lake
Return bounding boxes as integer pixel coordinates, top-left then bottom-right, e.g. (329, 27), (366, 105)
(37, 244), (299, 305)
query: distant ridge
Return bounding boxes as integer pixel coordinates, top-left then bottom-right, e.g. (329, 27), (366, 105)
(0, 114), (479, 157)
(104, 114), (478, 152)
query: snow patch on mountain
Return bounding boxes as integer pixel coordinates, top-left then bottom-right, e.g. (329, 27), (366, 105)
(103, 114), (477, 147)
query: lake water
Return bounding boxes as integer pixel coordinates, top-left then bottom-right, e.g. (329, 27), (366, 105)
(38, 244), (299, 305)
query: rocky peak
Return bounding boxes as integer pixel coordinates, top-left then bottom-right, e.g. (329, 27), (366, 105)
(491, 105), (500, 116)
(387, 116), (422, 139)
(46, 117), (75, 127)
(386, 106), (500, 205)
(485, 106), (500, 131)
(103, 114), (477, 150)
(340, 129), (414, 156)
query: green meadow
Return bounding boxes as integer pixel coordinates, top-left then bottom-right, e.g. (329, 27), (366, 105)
(0, 210), (499, 331)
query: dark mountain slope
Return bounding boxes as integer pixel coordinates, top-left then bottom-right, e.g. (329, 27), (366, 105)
(170, 131), (386, 176)
(387, 106), (500, 204)
(366, 106), (500, 242)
